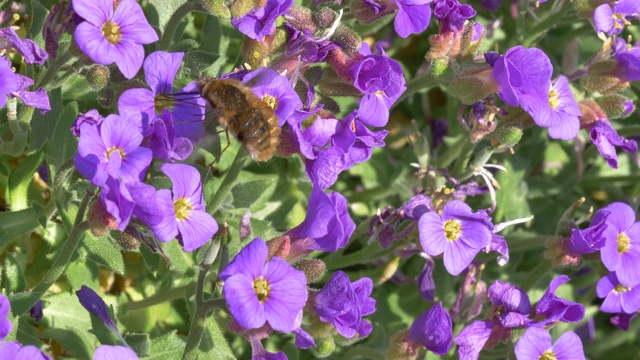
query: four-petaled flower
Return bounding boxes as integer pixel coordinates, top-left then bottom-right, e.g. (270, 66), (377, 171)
(599, 202), (640, 286)
(514, 327), (585, 360)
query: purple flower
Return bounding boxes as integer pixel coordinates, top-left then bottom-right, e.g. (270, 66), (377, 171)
(118, 51), (205, 140)
(613, 46), (640, 81)
(587, 120), (638, 169)
(569, 209), (609, 255)
(451, 262), (487, 322)
(531, 76), (581, 140)
(535, 275), (585, 326)
(407, 302), (453, 355)
(0, 341), (51, 360)
(231, 0), (293, 40)
(0, 27), (48, 65)
(30, 300), (43, 322)
(393, 0), (433, 38)
(72, 0), (158, 79)
(596, 272), (640, 314)
(491, 46), (552, 116)
(599, 202), (640, 286)
(611, 311), (638, 330)
(11, 73), (51, 113)
(514, 327), (585, 360)
(97, 177), (163, 231)
(489, 280), (531, 321)
(74, 114), (153, 187)
(151, 164), (218, 252)
(146, 110), (194, 162)
(284, 25), (340, 64)
(71, 109), (104, 137)
(287, 186), (355, 253)
(418, 200), (492, 275)
(348, 44), (406, 127)
(313, 271), (376, 338)
(220, 238), (308, 332)
(0, 58), (19, 109)
(0, 293), (11, 342)
(76, 285), (126, 342)
(454, 320), (493, 360)
(416, 256), (436, 302)
(94, 345), (139, 360)
(480, 0), (501, 11)
(593, 0), (640, 36)
(248, 335), (287, 360)
(242, 67), (302, 126)
(433, 0), (477, 34)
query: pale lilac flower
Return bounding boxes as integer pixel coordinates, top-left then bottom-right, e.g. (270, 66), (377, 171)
(514, 327), (585, 360)
(599, 202), (640, 286)
(0, 293), (11, 342)
(532, 76), (581, 140)
(93, 345), (139, 360)
(0, 58), (19, 109)
(0, 341), (51, 360)
(232, 0), (294, 40)
(596, 272), (640, 314)
(593, 0), (640, 36)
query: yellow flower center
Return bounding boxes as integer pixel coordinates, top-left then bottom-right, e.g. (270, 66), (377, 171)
(253, 276), (270, 303)
(444, 219), (462, 242)
(375, 90), (385, 96)
(613, 13), (632, 29)
(101, 21), (122, 45)
(539, 350), (557, 360)
(262, 94), (277, 110)
(105, 146), (125, 160)
(548, 88), (560, 109)
(617, 232), (631, 254)
(614, 284), (631, 293)
(154, 95), (174, 114)
(173, 197), (194, 221)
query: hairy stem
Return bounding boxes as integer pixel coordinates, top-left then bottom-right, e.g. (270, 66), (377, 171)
(205, 147), (249, 214)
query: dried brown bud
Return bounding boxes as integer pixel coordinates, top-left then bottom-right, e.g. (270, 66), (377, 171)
(294, 259), (326, 283)
(266, 235), (291, 259)
(87, 200), (117, 237)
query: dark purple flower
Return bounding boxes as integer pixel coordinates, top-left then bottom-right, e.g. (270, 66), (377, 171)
(70, 109), (104, 137)
(232, 0), (293, 40)
(0, 341), (51, 360)
(587, 120), (638, 169)
(151, 164), (218, 252)
(0, 27), (48, 65)
(491, 46), (552, 116)
(514, 327), (585, 360)
(418, 200), (493, 275)
(284, 25), (340, 63)
(532, 76), (581, 140)
(613, 46), (640, 81)
(611, 311), (638, 330)
(76, 286), (120, 334)
(535, 275), (585, 326)
(313, 271), (376, 338)
(480, 0), (501, 11)
(599, 202), (640, 286)
(332, 113), (389, 167)
(348, 44), (406, 127)
(42, 1), (75, 59)
(287, 186), (355, 253)
(242, 67), (302, 126)
(489, 280), (531, 318)
(430, 118), (448, 148)
(0, 293), (11, 342)
(593, 0), (640, 36)
(0, 58), (18, 109)
(398, 194), (431, 221)
(568, 209), (609, 255)
(72, 0), (158, 79)
(407, 302), (452, 355)
(433, 0), (477, 34)
(454, 320), (493, 360)
(416, 256), (436, 302)
(74, 114), (153, 187)
(146, 110), (194, 162)
(220, 238), (308, 332)
(596, 272), (640, 314)
(30, 300), (43, 322)
(118, 51), (205, 140)
(392, 0), (433, 38)
(94, 345), (138, 360)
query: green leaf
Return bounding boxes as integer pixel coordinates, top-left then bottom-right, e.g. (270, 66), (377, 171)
(31, 201), (47, 228)
(26, 0), (49, 45)
(0, 208), (40, 252)
(29, 88), (63, 151)
(125, 333), (152, 358)
(182, 50), (221, 78)
(163, 240), (196, 275)
(65, 260), (100, 290)
(493, 158), (531, 224)
(147, 331), (185, 360)
(16, 317), (47, 349)
(147, 0), (190, 35)
(231, 177), (277, 209)
(80, 233), (125, 275)
(39, 328), (95, 360)
(3, 254), (27, 292)
(198, 312), (235, 360)
(7, 150), (44, 210)
(45, 101), (79, 169)
(8, 291), (44, 318)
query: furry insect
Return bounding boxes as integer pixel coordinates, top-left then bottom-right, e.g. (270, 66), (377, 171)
(196, 78), (281, 162)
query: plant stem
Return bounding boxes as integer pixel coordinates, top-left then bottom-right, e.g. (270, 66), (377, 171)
(395, 69), (437, 104)
(324, 243), (387, 271)
(160, 2), (201, 51)
(127, 283), (196, 310)
(507, 235), (557, 253)
(451, 140), (476, 178)
(35, 51), (74, 89)
(205, 147), (249, 214)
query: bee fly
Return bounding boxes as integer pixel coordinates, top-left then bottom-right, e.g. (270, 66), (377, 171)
(196, 78), (281, 162)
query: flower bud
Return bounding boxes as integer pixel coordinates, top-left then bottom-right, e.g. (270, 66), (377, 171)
(431, 58), (451, 79)
(198, 0), (231, 19)
(581, 60), (629, 94)
(242, 37), (269, 69)
(266, 235), (291, 259)
(578, 99), (607, 127)
(269, 27), (290, 55)
(597, 94), (635, 119)
(447, 65), (499, 104)
(544, 236), (581, 268)
(319, 67), (362, 96)
(86, 65), (111, 90)
(285, 6), (318, 33)
(426, 32), (461, 62)
(575, 0), (609, 18)
(97, 87), (115, 108)
(313, 7), (338, 28)
(350, 0), (394, 25)
(87, 200), (117, 237)
(386, 331), (417, 360)
(492, 124), (523, 148)
(310, 335), (336, 358)
(239, 210), (252, 241)
(331, 25), (362, 53)
(113, 227), (142, 251)
(294, 258), (327, 283)
(229, 0), (263, 18)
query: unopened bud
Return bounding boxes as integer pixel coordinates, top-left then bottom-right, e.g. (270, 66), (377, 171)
(386, 331), (416, 360)
(285, 6), (318, 33)
(266, 235), (291, 259)
(269, 27), (290, 55)
(581, 61), (629, 94)
(312, 93), (341, 115)
(459, 22), (483, 60)
(578, 99), (607, 127)
(378, 257), (400, 284)
(87, 200), (117, 237)
(575, 0), (609, 18)
(242, 37), (269, 69)
(544, 236), (581, 268)
(501, 106), (534, 128)
(426, 32), (461, 62)
(448, 65), (499, 104)
(86, 65), (111, 90)
(239, 210), (252, 241)
(198, 0), (231, 19)
(313, 7), (338, 28)
(319, 67), (362, 96)
(597, 94), (635, 119)
(229, 0), (263, 18)
(431, 58), (451, 79)
(470, 120), (497, 143)
(294, 259), (327, 283)
(97, 87), (115, 108)
(113, 227), (142, 251)
(492, 124), (523, 148)
(350, 0), (394, 25)
(331, 25), (362, 53)
(310, 335), (336, 358)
